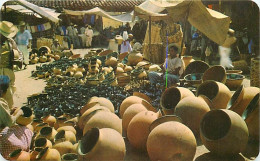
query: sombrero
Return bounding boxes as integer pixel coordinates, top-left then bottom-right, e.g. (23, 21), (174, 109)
(0, 21), (18, 38)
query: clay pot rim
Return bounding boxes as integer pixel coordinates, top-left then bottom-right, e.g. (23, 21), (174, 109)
(149, 115), (183, 132)
(133, 91), (152, 104)
(242, 93), (260, 120)
(61, 153), (78, 160)
(197, 80), (219, 100)
(227, 85), (244, 110)
(35, 137), (48, 147)
(36, 147), (49, 160)
(40, 126), (53, 136)
(202, 65), (226, 83)
(78, 128), (100, 155)
(9, 149), (22, 158)
(226, 73), (245, 80)
(160, 86), (181, 110)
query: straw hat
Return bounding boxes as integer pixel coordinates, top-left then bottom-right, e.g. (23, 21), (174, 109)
(168, 43), (180, 54)
(0, 21), (18, 38)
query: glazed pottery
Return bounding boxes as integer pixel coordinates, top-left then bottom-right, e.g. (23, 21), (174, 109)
(54, 130), (76, 144)
(127, 110), (160, 151)
(53, 140), (74, 156)
(80, 97), (114, 114)
(42, 114), (57, 127)
(197, 80), (232, 109)
(34, 137), (52, 148)
(36, 147), (61, 161)
(116, 67), (124, 73)
(128, 52), (143, 66)
(160, 87), (195, 115)
(200, 109), (249, 155)
(9, 149), (30, 161)
(225, 73), (245, 90)
(38, 126), (57, 142)
(228, 86), (260, 115)
(147, 121), (196, 161)
(202, 65), (227, 83)
(78, 128), (126, 161)
(61, 153), (78, 161)
(16, 106), (34, 126)
(57, 126), (76, 135)
(83, 110), (122, 135)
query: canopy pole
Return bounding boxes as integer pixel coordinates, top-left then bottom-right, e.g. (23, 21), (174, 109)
(149, 16), (152, 58)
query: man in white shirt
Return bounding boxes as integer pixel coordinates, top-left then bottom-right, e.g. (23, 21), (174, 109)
(148, 43), (184, 87)
(85, 25), (94, 48)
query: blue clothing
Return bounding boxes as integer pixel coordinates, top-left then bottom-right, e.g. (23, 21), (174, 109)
(15, 30), (32, 46)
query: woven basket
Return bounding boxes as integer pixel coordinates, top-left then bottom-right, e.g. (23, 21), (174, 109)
(143, 43), (165, 64)
(250, 57), (260, 87)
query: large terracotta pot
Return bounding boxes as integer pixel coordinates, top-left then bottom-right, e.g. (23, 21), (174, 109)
(202, 65), (227, 83)
(78, 128), (126, 161)
(149, 115), (182, 132)
(36, 147), (61, 161)
(79, 106), (110, 130)
(54, 117), (67, 129)
(147, 121), (197, 161)
(197, 80), (232, 109)
(200, 109), (249, 155)
(16, 106), (34, 126)
(122, 103), (148, 135)
(127, 110), (161, 151)
(34, 137), (53, 148)
(57, 126), (76, 135)
(128, 52), (143, 66)
(83, 110), (122, 135)
(160, 87), (195, 115)
(54, 130), (76, 144)
(38, 126), (57, 142)
(53, 140), (74, 156)
(61, 153), (78, 161)
(42, 114), (57, 127)
(30, 148), (43, 161)
(174, 96), (210, 136)
(9, 149), (30, 161)
(228, 86), (260, 116)
(80, 97), (114, 114)
(133, 91), (152, 103)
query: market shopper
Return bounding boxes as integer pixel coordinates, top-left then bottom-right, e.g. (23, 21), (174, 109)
(0, 75), (33, 160)
(120, 31), (132, 53)
(15, 21), (32, 69)
(51, 39), (62, 52)
(85, 25), (94, 48)
(148, 43), (184, 87)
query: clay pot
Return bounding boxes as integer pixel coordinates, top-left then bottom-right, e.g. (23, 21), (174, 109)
(54, 117), (67, 129)
(105, 57), (117, 67)
(137, 70), (147, 79)
(35, 122), (49, 133)
(127, 110), (161, 151)
(184, 60), (210, 76)
(26, 124), (34, 132)
(71, 143), (79, 154)
(124, 66), (133, 72)
(31, 118), (43, 129)
(16, 106), (34, 126)
(116, 67), (124, 74)
(182, 56), (194, 69)
(133, 91), (152, 103)
(38, 126), (57, 142)
(61, 153), (78, 161)
(242, 93), (260, 141)
(98, 49), (113, 56)
(34, 137), (53, 148)
(54, 130), (76, 144)
(42, 114), (57, 127)
(74, 71), (83, 79)
(147, 121), (196, 161)
(78, 128), (126, 161)
(36, 147), (61, 161)
(184, 73), (203, 87)
(228, 86), (260, 116)
(83, 110), (122, 135)
(160, 87), (195, 115)
(79, 106), (110, 130)
(200, 109), (249, 155)
(197, 80), (232, 109)
(81, 97), (114, 114)
(226, 69), (242, 74)
(53, 140), (74, 156)
(202, 65), (227, 83)
(149, 115), (182, 132)
(174, 96), (210, 136)
(122, 103), (148, 134)
(57, 126), (76, 135)
(128, 52), (143, 66)
(9, 149), (30, 161)
(30, 148), (43, 161)
(225, 73), (245, 90)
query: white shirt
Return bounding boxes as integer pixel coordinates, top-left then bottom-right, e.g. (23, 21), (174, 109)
(120, 41), (132, 53)
(163, 57), (184, 76)
(85, 28), (93, 38)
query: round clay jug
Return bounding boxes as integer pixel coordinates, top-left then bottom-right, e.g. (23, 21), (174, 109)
(174, 96), (210, 136)
(197, 80), (232, 109)
(127, 110), (161, 151)
(30, 148), (43, 161)
(133, 91), (152, 103)
(200, 109), (249, 155)
(83, 110), (122, 135)
(54, 130), (76, 144)
(54, 117), (67, 129)
(79, 106), (110, 130)
(105, 56), (117, 67)
(34, 137), (52, 148)
(53, 140), (74, 156)
(16, 106), (34, 126)
(160, 87), (195, 115)
(36, 147), (61, 161)
(9, 149), (30, 161)
(228, 86), (260, 116)
(122, 103), (148, 135)
(61, 153), (78, 161)
(78, 128), (126, 161)
(81, 97), (114, 114)
(42, 114), (57, 127)
(31, 118), (43, 130)
(35, 122), (49, 133)
(128, 52), (143, 66)
(202, 65), (227, 83)
(38, 126), (57, 142)
(147, 121), (197, 161)
(57, 126), (76, 135)
(149, 115), (182, 132)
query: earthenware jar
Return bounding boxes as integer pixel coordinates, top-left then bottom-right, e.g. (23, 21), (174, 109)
(174, 96), (210, 136)
(78, 128), (126, 161)
(202, 65), (227, 83)
(16, 106), (34, 126)
(200, 109), (249, 155)
(160, 87), (195, 115)
(61, 153), (78, 161)
(57, 126), (76, 135)
(9, 149), (30, 161)
(105, 57), (117, 67)
(38, 126), (57, 142)
(36, 147), (61, 161)
(30, 148), (43, 161)
(147, 121), (196, 161)
(34, 137), (53, 148)
(197, 80), (232, 109)
(80, 97), (114, 114)
(128, 52), (143, 66)
(54, 117), (67, 129)
(54, 130), (76, 144)
(35, 122), (49, 133)
(52, 139), (74, 156)
(42, 114), (57, 127)
(133, 92), (152, 103)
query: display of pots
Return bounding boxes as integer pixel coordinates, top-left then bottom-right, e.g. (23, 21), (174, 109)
(200, 109), (249, 155)
(16, 106), (34, 126)
(160, 87), (195, 115)
(54, 130), (76, 144)
(57, 126), (76, 135)
(197, 80), (231, 109)
(42, 114), (57, 127)
(61, 153), (78, 161)
(83, 110), (122, 135)
(34, 137), (53, 149)
(78, 128), (126, 161)
(9, 149), (30, 161)
(53, 140), (74, 156)
(202, 65), (227, 83)
(147, 121), (196, 161)
(225, 73), (245, 90)
(127, 110), (161, 151)
(174, 96), (210, 136)
(105, 57), (117, 67)
(38, 126), (57, 142)
(36, 147), (61, 161)
(81, 97), (114, 114)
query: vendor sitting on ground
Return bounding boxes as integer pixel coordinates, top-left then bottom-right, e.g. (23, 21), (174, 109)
(0, 75), (33, 160)
(51, 39), (62, 52)
(148, 43), (184, 87)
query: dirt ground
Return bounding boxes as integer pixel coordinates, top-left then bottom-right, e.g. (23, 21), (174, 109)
(12, 49), (254, 161)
